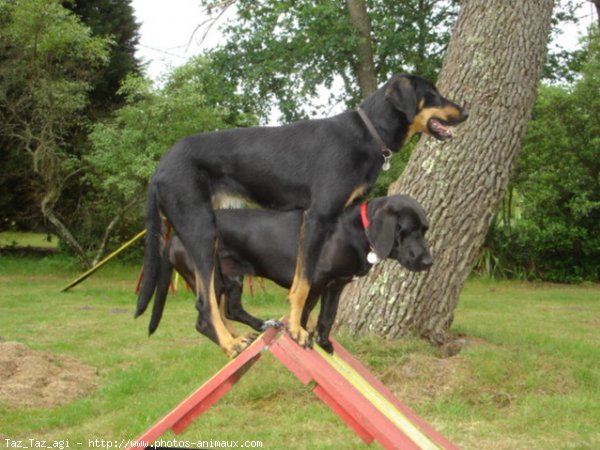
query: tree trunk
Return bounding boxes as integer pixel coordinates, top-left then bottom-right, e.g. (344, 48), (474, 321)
(337, 0), (554, 344)
(592, 0), (600, 31)
(415, 0), (427, 75)
(347, 0), (378, 96)
(40, 189), (91, 268)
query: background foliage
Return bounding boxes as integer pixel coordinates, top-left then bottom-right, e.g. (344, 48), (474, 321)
(83, 58), (257, 255)
(0, 0), (111, 265)
(0, 0), (598, 282)
(0, 0), (137, 252)
(476, 32), (600, 282)
(205, 0), (458, 121)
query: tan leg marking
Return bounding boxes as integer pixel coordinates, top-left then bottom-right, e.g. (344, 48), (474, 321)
(288, 245), (311, 346)
(206, 268), (255, 357)
(345, 184), (368, 207)
(193, 239), (255, 357)
(219, 292), (240, 338)
(305, 313), (318, 333)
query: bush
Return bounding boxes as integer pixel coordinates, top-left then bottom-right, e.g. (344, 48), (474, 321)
(478, 32), (600, 283)
(477, 221), (600, 283)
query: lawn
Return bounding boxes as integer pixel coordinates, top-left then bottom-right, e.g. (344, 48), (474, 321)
(0, 255), (598, 449)
(0, 231), (58, 250)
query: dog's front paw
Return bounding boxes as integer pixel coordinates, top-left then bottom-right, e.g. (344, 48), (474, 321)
(317, 337), (334, 354)
(287, 324), (313, 348)
(224, 334), (257, 358)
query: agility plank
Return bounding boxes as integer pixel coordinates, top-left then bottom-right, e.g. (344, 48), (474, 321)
(127, 327), (279, 449)
(274, 332), (454, 450)
(126, 328), (458, 450)
(330, 340), (458, 450)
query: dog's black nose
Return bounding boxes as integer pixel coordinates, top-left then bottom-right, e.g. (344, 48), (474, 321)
(461, 110), (469, 121)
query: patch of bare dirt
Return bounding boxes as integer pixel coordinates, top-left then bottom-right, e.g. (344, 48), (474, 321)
(381, 353), (469, 406)
(377, 337), (485, 407)
(0, 341), (99, 408)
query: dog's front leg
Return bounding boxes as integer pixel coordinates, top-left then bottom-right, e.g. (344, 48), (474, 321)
(288, 209), (335, 347)
(315, 286), (344, 354)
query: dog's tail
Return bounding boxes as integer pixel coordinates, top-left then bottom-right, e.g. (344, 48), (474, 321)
(148, 244), (174, 335)
(135, 182), (162, 319)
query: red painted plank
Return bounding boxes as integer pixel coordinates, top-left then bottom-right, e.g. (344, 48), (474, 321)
(127, 325), (457, 450)
(268, 338), (313, 385)
(331, 339), (458, 450)
(172, 355), (259, 434)
(312, 384), (374, 445)
(274, 333), (421, 450)
(126, 328), (278, 450)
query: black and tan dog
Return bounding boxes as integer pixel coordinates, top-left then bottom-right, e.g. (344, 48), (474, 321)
(144, 195), (433, 353)
(136, 74), (467, 356)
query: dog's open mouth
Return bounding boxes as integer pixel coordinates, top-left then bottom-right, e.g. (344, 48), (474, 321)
(428, 118), (454, 141)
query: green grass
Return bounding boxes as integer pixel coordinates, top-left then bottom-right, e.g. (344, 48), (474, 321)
(1, 256), (599, 449)
(0, 231), (59, 249)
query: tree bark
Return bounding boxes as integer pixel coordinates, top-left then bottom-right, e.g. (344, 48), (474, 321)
(40, 189), (91, 268)
(591, 0), (600, 31)
(337, 0), (555, 344)
(415, 0), (427, 75)
(347, 0), (378, 96)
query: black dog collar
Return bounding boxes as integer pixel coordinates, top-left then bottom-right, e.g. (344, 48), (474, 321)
(357, 107), (393, 171)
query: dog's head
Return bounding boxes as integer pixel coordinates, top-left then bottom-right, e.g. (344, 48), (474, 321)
(365, 195), (433, 272)
(385, 74), (468, 142)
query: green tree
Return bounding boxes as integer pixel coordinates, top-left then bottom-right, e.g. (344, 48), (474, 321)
(204, 0), (458, 120)
(0, 0), (110, 264)
(0, 0), (141, 235)
(483, 32), (600, 282)
(62, 0), (141, 117)
(85, 57), (258, 265)
(543, 0), (590, 82)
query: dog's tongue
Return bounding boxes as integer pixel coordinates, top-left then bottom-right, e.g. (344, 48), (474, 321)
(430, 119), (453, 139)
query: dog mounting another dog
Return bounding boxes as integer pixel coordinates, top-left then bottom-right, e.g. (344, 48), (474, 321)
(146, 195), (433, 353)
(136, 74), (468, 357)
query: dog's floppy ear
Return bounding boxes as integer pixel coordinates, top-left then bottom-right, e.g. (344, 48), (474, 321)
(385, 76), (417, 122)
(367, 208), (397, 260)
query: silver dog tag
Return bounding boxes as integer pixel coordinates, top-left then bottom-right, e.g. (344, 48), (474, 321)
(382, 150), (392, 172)
(367, 251), (381, 265)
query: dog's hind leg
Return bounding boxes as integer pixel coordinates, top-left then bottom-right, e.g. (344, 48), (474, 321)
(217, 285), (241, 338)
(156, 176), (253, 357)
(195, 263), (255, 356)
(223, 274), (266, 332)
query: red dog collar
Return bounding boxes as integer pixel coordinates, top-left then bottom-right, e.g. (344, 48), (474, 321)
(360, 202), (381, 264)
(360, 202), (370, 229)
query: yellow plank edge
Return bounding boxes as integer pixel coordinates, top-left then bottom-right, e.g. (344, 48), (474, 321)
(314, 345), (442, 450)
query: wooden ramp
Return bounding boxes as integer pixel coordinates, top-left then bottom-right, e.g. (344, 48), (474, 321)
(126, 327), (458, 450)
